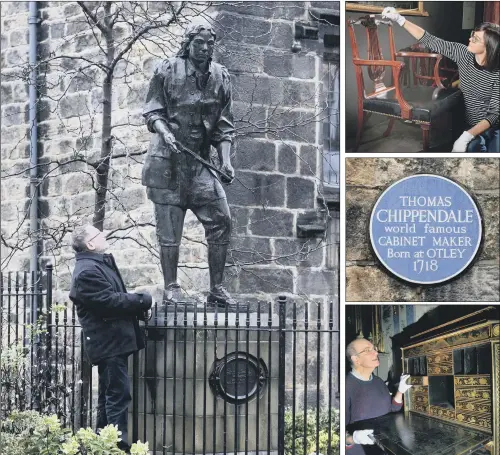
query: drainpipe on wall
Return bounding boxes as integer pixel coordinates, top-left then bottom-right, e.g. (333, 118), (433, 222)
(28, 1), (39, 318)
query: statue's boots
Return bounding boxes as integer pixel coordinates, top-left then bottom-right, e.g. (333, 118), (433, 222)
(163, 283), (196, 310)
(207, 285), (246, 310)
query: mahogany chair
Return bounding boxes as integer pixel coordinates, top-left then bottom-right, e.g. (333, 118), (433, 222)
(347, 16), (462, 152)
(398, 43), (459, 88)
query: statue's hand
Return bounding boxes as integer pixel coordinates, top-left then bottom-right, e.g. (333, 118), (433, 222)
(220, 162), (235, 184)
(161, 131), (181, 154)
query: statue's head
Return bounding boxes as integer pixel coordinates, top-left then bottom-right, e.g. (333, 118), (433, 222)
(177, 21), (217, 64)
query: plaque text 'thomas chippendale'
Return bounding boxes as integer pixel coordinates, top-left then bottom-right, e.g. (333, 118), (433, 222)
(369, 175), (483, 285)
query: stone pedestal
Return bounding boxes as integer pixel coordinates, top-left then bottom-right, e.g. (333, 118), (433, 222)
(128, 310), (280, 454)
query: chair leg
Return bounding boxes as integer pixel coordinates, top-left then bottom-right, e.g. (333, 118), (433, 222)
(421, 124), (430, 152)
(354, 108), (364, 153)
(383, 118), (396, 137)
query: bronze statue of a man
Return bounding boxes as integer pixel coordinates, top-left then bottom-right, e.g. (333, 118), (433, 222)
(142, 22), (236, 308)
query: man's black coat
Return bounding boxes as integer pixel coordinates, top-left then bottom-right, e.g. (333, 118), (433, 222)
(69, 252), (152, 365)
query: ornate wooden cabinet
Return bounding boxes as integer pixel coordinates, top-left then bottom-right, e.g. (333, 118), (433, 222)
(402, 320), (500, 455)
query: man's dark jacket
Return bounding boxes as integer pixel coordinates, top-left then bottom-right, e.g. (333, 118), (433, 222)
(69, 252), (151, 365)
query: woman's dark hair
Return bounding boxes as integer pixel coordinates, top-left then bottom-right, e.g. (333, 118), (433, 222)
(475, 22), (500, 70)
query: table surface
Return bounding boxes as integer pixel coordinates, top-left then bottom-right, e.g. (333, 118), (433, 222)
(350, 412), (491, 455)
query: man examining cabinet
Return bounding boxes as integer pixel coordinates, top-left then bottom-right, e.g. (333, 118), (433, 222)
(345, 338), (412, 454)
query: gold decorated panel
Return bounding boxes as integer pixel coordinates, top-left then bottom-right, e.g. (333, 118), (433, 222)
(428, 364), (453, 375)
(411, 403), (429, 413)
(412, 394), (428, 405)
(408, 376), (428, 386)
(427, 352), (453, 364)
(456, 400), (492, 414)
(443, 327), (491, 348)
(456, 412), (492, 431)
(405, 341), (446, 357)
(492, 324), (499, 337)
(411, 389), (428, 398)
(412, 385), (428, 394)
(430, 406), (455, 419)
(494, 343), (499, 455)
(455, 375), (491, 387)
(455, 388), (492, 400)
(405, 326), (491, 357)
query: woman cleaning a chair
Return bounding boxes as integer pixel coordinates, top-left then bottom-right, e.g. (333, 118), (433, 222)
(382, 7), (499, 152)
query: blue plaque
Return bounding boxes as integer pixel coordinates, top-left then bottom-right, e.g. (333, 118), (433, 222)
(369, 175), (483, 285)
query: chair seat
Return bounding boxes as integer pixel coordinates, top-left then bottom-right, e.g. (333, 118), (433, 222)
(363, 86), (462, 123)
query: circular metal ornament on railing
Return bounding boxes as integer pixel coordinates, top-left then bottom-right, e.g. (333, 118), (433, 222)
(209, 352), (268, 405)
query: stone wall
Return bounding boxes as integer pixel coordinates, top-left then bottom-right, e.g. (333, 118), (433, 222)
(1, 1), (339, 302)
(346, 158), (500, 302)
(1, 1), (340, 406)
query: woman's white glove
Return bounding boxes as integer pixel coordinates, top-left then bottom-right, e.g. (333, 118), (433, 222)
(398, 374), (413, 393)
(353, 429), (375, 445)
(382, 7), (406, 26)
(452, 131), (474, 152)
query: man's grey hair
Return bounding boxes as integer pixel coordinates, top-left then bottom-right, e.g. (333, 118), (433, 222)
(72, 225), (91, 253)
(346, 339), (360, 366)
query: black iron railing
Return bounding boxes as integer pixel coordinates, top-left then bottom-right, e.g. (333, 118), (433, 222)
(1, 265), (340, 455)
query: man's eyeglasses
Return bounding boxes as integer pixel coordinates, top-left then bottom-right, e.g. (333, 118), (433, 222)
(470, 32), (483, 44)
(355, 347), (379, 356)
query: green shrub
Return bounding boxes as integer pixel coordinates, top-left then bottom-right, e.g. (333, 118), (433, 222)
(1, 305), (71, 418)
(0, 410), (149, 455)
(284, 408), (340, 455)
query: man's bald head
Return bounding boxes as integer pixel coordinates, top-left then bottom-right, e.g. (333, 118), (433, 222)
(71, 224), (109, 253)
(346, 338), (379, 370)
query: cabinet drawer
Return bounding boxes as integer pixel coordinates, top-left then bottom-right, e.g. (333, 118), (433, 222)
(408, 376), (428, 386)
(412, 385), (428, 394)
(430, 406), (455, 419)
(428, 363), (453, 375)
(455, 388), (492, 400)
(454, 375), (491, 387)
(427, 352), (453, 364)
(456, 400), (491, 414)
(455, 412), (492, 431)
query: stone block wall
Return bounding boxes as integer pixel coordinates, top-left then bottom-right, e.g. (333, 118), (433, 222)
(1, 1), (340, 406)
(346, 158), (500, 302)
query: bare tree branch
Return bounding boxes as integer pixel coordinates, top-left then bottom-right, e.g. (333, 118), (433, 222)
(77, 1), (109, 35)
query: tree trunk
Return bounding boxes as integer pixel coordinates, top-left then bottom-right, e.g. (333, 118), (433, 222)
(93, 7), (114, 231)
(93, 73), (113, 231)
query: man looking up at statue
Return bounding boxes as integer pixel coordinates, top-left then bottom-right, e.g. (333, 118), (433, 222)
(69, 225), (153, 453)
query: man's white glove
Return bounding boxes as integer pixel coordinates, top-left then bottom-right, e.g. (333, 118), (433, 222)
(398, 374), (413, 393)
(452, 131), (474, 152)
(353, 429), (375, 445)
(382, 7), (406, 26)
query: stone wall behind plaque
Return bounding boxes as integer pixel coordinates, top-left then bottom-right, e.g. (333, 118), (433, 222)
(1, 1), (340, 405)
(346, 158), (500, 302)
